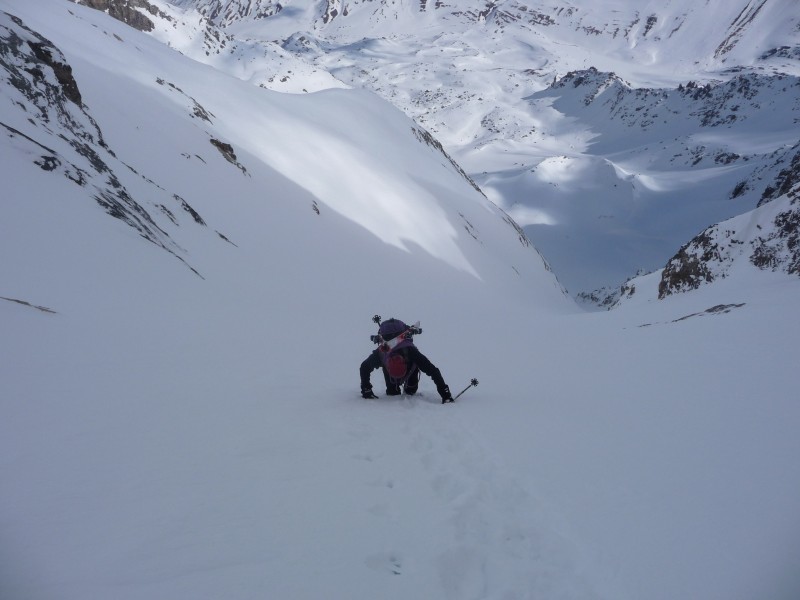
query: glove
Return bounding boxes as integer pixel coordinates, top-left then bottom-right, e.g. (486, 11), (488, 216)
(438, 385), (452, 403)
(362, 386), (378, 399)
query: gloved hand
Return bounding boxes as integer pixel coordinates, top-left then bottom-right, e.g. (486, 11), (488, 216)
(438, 385), (452, 403)
(362, 386), (378, 399)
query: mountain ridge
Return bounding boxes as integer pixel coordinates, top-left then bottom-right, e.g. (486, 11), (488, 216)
(3, 0), (569, 311)
(145, 0), (800, 296)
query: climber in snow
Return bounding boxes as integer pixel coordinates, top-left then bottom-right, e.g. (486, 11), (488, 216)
(360, 317), (452, 402)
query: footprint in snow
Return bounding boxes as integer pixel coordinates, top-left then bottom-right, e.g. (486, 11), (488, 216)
(365, 552), (403, 575)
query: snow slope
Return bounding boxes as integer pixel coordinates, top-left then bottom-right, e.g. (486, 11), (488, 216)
(3, 2), (800, 600)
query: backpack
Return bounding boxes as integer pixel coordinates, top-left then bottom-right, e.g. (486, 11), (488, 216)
(375, 318), (418, 384)
(385, 351), (410, 381)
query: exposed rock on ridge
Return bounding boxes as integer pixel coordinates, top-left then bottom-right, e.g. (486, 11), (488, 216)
(659, 187), (800, 297)
(0, 11), (217, 275)
(72, 0), (172, 32)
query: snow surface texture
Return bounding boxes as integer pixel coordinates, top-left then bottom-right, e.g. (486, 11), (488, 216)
(2, 2), (800, 600)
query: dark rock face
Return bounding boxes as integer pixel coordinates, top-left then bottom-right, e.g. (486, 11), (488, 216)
(71, 0), (174, 32)
(322, 0), (340, 24)
(547, 68), (800, 134)
(26, 40), (82, 104)
(210, 138), (248, 173)
(659, 231), (719, 298)
(168, 0), (283, 28)
(2, 14), (150, 237)
(658, 197), (800, 298)
(658, 142), (799, 298)
(759, 149), (800, 207)
(1, 11), (213, 275)
(750, 198), (800, 275)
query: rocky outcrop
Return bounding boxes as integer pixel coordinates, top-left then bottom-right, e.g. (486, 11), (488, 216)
(322, 0), (344, 24)
(658, 194), (800, 297)
(759, 147), (800, 207)
(714, 0), (769, 58)
(1, 11), (211, 274)
(546, 67), (800, 134)
(210, 138), (248, 173)
(167, 0), (282, 27)
(411, 126), (484, 197)
(25, 39), (82, 104)
(658, 137), (800, 298)
(71, 0), (173, 32)
(750, 198), (800, 275)
(659, 230), (721, 297)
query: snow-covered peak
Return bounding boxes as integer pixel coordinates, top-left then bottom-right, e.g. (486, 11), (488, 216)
(170, 0), (284, 27)
(172, 0), (800, 80)
(73, 0), (348, 93)
(153, 0), (800, 296)
(3, 0), (569, 313)
(659, 153), (800, 297)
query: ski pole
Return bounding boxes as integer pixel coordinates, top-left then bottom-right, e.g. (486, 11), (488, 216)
(453, 378), (479, 401)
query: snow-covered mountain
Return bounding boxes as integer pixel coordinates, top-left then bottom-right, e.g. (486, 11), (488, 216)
(173, 0), (799, 77)
(510, 66), (800, 293)
(659, 155), (800, 298)
(3, 0), (565, 306)
(99, 0), (800, 295)
(70, 0), (346, 92)
(3, 2), (800, 600)
(610, 179), (800, 308)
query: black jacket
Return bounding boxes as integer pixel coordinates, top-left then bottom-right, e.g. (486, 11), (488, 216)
(360, 345), (448, 395)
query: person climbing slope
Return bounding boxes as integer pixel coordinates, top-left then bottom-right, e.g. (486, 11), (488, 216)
(360, 316), (453, 403)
